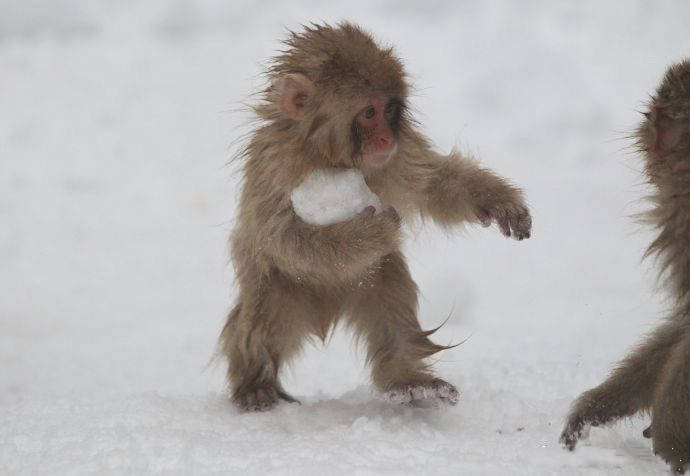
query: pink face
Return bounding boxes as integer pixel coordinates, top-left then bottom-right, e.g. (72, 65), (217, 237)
(353, 96), (399, 168)
(648, 105), (684, 154)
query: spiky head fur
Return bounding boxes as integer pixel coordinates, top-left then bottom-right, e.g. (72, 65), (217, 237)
(252, 22), (412, 169)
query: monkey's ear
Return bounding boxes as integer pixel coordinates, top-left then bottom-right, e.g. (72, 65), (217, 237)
(279, 74), (314, 121)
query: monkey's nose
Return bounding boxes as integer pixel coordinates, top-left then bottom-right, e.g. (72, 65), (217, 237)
(378, 135), (394, 146)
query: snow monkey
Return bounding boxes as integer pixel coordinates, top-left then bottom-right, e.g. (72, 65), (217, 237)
(220, 22), (532, 412)
(561, 59), (690, 473)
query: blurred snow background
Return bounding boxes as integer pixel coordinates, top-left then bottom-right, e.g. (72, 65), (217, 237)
(2, 0), (690, 473)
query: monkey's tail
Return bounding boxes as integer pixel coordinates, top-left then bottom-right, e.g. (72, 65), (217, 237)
(219, 304), (242, 353)
(206, 303), (242, 370)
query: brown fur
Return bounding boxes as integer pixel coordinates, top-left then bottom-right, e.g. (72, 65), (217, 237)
(220, 23), (531, 412)
(561, 59), (690, 473)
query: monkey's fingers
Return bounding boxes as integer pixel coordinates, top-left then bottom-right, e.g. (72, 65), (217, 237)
(559, 419), (587, 451)
(476, 209), (493, 227)
(277, 390), (300, 405)
(358, 206), (377, 218)
(497, 214), (512, 237)
(382, 205), (400, 221)
(477, 206), (532, 240)
(559, 430), (579, 451)
(363, 205), (401, 231)
(356, 205), (400, 225)
(510, 209), (532, 241)
(476, 206), (511, 237)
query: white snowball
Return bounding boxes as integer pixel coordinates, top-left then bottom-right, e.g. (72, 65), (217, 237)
(290, 168), (383, 226)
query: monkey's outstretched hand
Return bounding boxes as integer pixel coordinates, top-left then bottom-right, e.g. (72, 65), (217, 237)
(559, 413), (590, 451)
(476, 201), (532, 240)
(420, 152), (532, 239)
(560, 387), (616, 451)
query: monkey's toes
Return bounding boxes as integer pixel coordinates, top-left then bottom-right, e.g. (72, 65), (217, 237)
(386, 378), (459, 408)
(233, 385), (286, 412)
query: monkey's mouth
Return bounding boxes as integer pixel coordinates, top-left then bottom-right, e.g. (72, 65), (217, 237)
(357, 144), (398, 168)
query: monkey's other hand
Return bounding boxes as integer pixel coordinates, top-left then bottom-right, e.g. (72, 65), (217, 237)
(476, 202), (532, 240)
(386, 378), (459, 408)
(350, 204), (401, 247)
(233, 384), (298, 412)
(356, 204), (401, 227)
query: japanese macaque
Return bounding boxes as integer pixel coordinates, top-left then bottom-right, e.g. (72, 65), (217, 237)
(220, 22), (532, 412)
(561, 59), (690, 473)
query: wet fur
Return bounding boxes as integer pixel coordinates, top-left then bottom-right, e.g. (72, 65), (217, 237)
(561, 59), (690, 473)
(220, 23), (531, 412)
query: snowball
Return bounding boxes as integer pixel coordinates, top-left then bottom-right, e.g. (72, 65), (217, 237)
(290, 168), (383, 226)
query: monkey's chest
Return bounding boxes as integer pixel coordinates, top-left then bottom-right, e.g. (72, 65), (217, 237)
(290, 168), (383, 225)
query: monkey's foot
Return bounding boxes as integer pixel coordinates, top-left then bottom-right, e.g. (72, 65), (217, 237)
(386, 378), (459, 408)
(232, 385), (298, 412)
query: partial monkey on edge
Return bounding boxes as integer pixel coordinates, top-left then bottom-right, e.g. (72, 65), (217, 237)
(561, 59), (690, 474)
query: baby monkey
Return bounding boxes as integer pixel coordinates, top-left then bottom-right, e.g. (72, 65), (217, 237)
(220, 23), (532, 412)
(561, 59), (690, 473)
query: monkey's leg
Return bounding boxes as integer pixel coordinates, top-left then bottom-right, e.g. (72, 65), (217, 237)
(346, 252), (458, 407)
(221, 280), (329, 412)
(651, 329), (690, 474)
(219, 303), (295, 411)
(560, 320), (681, 450)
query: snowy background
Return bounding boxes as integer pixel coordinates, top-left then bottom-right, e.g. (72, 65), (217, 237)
(2, 1), (690, 473)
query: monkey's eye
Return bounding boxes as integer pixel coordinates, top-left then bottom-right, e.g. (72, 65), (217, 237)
(363, 106), (376, 119)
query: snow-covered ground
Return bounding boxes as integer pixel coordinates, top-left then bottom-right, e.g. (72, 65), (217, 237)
(2, 1), (690, 473)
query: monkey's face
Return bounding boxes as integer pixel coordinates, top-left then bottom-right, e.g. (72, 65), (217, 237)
(278, 72), (407, 169)
(350, 95), (402, 169)
(639, 60), (690, 171)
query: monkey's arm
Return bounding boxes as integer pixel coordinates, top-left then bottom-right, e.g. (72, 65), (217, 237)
(263, 207), (401, 283)
(396, 133), (531, 239)
(560, 319), (681, 450)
